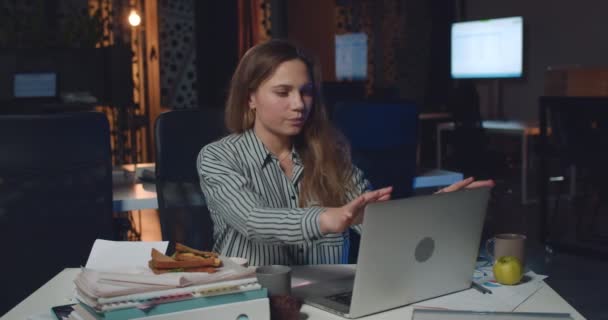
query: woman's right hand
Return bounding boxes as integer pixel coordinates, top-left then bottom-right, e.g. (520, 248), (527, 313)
(319, 186), (392, 234)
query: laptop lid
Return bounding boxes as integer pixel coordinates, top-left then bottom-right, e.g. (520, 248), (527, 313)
(348, 187), (491, 318)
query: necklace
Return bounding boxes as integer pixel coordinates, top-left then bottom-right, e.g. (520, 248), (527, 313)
(277, 151), (291, 163)
(277, 151), (293, 179)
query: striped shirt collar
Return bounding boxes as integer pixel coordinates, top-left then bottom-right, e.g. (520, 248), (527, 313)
(243, 129), (303, 168)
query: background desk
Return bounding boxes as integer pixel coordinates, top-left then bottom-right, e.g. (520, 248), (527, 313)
(112, 165), (464, 212)
(419, 112), (451, 121)
(112, 174), (157, 211)
(112, 164), (157, 211)
(436, 120), (540, 204)
(2, 266), (584, 320)
(413, 169), (463, 189)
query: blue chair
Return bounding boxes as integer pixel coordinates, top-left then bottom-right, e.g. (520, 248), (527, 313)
(332, 101), (418, 263)
(332, 101), (419, 199)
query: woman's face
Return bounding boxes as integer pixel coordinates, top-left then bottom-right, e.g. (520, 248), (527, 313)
(249, 59), (314, 141)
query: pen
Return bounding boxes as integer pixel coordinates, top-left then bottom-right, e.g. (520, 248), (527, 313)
(471, 281), (492, 294)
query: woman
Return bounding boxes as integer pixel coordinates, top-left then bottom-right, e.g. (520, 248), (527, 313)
(198, 40), (492, 266)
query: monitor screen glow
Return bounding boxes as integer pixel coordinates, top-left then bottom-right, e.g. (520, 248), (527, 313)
(335, 33), (368, 81)
(451, 16), (523, 79)
(13, 72), (58, 98)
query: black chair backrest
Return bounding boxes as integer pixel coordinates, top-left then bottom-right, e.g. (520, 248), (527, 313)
(322, 81), (367, 116)
(541, 96), (608, 170)
(154, 108), (226, 252)
(0, 112), (114, 314)
(445, 82), (494, 178)
(332, 101), (419, 199)
(448, 81), (483, 129)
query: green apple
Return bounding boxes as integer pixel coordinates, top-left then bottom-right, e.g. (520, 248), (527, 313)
(493, 256), (524, 285)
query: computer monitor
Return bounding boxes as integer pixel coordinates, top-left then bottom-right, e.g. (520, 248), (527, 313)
(0, 47), (133, 107)
(451, 16), (523, 79)
(13, 72), (58, 99)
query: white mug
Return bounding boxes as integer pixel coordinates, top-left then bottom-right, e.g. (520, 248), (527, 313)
(486, 233), (526, 266)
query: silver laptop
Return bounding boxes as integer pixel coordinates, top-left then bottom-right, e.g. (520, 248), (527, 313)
(302, 187), (491, 318)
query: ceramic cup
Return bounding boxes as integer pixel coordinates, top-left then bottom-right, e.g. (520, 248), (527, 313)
(256, 265), (292, 296)
(486, 233), (527, 266)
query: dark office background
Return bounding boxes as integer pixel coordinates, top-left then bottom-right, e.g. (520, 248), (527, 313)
(2, 0), (608, 318)
(4, 0), (607, 122)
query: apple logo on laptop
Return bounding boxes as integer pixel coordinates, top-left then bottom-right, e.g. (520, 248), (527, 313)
(415, 237), (435, 262)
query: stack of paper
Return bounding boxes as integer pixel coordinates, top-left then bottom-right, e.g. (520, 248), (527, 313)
(61, 240), (267, 320)
(71, 275), (266, 319)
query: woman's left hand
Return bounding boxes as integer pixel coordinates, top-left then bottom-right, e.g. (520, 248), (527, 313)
(435, 177), (495, 194)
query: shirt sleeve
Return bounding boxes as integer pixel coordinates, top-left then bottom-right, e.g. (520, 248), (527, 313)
(350, 165), (372, 199)
(348, 165), (371, 235)
(198, 144), (325, 245)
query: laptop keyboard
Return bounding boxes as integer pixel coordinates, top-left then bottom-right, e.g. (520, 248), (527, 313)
(327, 291), (353, 306)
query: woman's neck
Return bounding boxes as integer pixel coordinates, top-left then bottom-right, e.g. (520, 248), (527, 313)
(253, 125), (292, 157)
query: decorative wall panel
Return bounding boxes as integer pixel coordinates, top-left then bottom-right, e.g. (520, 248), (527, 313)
(159, 0), (197, 109)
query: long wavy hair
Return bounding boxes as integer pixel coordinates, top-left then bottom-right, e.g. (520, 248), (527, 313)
(225, 39), (355, 207)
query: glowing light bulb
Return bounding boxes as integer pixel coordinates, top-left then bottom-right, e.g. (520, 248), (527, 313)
(128, 9), (141, 27)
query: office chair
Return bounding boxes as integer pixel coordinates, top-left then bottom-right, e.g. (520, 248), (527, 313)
(154, 108), (226, 254)
(332, 101), (418, 263)
(0, 112), (114, 314)
(539, 96), (608, 255)
(445, 81), (505, 180)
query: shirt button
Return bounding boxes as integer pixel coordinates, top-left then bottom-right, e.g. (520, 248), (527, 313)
(291, 195), (296, 200)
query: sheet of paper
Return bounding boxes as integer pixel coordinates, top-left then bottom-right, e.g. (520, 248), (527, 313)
(84, 239), (168, 272)
(335, 33), (367, 80)
(415, 271), (548, 312)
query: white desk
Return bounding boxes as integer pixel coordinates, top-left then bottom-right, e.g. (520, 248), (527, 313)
(112, 164), (157, 212)
(292, 265), (584, 319)
(2, 267), (585, 320)
(436, 120), (540, 204)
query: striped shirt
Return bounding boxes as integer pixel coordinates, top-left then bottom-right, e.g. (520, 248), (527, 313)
(197, 129), (369, 266)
